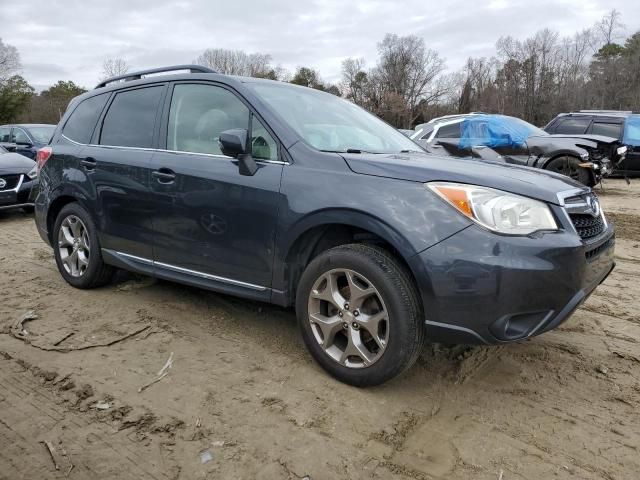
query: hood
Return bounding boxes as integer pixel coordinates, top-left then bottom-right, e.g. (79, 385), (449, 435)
(0, 152), (36, 174)
(341, 152), (586, 205)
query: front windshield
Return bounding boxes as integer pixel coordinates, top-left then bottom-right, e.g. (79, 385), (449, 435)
(248, 82), (422, 154)
(28, 126), (55, 143)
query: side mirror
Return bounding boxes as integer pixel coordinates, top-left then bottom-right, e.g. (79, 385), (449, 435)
(218, 129), (258, 176)
(219, 129), (248, 157)
(15, 140), (33, 147)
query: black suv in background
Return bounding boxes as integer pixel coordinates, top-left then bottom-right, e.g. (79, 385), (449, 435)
(0, 124), (56, 160)
(545, 111), (640, 174)
(33, 65), (615, 386)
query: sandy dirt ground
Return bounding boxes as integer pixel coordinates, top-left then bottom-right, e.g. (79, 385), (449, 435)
(0, 178), (638, 480)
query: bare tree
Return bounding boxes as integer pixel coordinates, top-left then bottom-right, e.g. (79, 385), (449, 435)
(0, 38), (21, 81)
(341, 57), (367, 104)
(195, 48), (278, 78)
(595, 9), (625, 46)
(101, 58), (130, 79)
(373, 34), (445, 127)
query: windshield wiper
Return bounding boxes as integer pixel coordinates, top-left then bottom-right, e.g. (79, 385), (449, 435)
(320, 148), (380, 154)
(399, 149), (422, 153)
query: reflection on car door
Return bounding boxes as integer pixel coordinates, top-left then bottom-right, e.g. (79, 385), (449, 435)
(149, 82), (283, 297)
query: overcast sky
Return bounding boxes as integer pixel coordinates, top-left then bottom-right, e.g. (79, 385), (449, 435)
(3, 0), (639, 90)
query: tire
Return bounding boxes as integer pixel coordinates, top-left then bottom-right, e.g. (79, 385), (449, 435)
(53, 202), (114, 289)
(546, 156), (594, 186)
(296, 244), (424, 387)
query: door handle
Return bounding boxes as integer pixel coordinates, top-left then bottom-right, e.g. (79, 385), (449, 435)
(80, 157), (97, 169)
(152, 168), (176, 184)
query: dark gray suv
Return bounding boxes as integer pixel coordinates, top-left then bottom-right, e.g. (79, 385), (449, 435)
(33, 65), (615, 386)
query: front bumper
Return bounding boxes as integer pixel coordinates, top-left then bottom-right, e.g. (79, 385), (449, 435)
(412, 221), (615, 345)
(0, 175), (37, 211)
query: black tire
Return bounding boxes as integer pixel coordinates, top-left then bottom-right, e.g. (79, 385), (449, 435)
(546, 156), (594, 186)
(53, 202), (114, 289)
(296, 244), (424, 387)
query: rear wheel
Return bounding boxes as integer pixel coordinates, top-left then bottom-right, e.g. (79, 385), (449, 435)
(53, 203), (114, 288)
(296, 244), (424, 386)
(546, 156), (593, 186)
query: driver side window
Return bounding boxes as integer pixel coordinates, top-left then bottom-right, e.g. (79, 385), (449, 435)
(12, 128), (30, 144)
(167, 84), (250, 156)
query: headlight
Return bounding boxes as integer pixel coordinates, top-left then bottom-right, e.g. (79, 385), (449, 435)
(617, 146), (628, 156)
(427, 182), (558, 235)
(27, 165), (38, 179)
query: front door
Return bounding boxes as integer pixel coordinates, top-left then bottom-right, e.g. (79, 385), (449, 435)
(149, 83), (283, 295)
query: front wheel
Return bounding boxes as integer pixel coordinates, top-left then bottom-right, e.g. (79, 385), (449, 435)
(546, 156), (594, 186)
(296, 244), (425, 387)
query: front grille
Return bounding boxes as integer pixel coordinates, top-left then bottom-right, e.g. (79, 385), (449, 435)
(0, 174), (21, 190)
(570, 213), (605, 240)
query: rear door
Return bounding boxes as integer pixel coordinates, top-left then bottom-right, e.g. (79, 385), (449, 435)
(82, 84), (166, 260)
(148, 82), (283, 296)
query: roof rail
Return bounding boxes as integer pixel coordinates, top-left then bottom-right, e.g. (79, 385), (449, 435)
(95, 64), (217, 89)
(577, 110), (633, 115)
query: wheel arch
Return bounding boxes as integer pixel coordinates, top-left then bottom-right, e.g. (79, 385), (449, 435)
(274, 210), (422, 307)
(46, 187), (93, 244)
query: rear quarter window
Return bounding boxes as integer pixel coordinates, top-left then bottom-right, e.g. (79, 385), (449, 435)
(62, 93), (110, 144)
(100, 86), (164, 148)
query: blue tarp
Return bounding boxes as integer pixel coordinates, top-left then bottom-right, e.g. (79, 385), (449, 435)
(623, 115), (640, 146)
(459, 115), (536, 149)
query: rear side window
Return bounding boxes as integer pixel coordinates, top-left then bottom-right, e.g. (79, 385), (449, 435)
(591, 122), (622, 138)
(553, 117), (590, 134)
(435, 122), (461, 138)
(100, 86), (164, 148)
(62, 93), (109, 144)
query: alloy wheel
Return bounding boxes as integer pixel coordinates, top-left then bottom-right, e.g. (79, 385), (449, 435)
(57, 215), (90, 277)
(307, 268), (389, 368)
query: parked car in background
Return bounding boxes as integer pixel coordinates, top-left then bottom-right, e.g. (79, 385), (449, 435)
(34, 65), (614, 386)
(0, 124), (56, 160)
(398, 128), (415, 137)
(544, 111), (640, 174)
(0, 144), (38, 212)
(411, 113), (625, 186)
